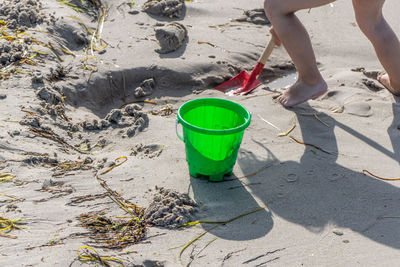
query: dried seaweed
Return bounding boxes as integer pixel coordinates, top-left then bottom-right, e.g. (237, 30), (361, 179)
(221, 248), (247, 266)
(67, 193), (108, 206)
(277, 124), (296, 137)
(362, 170), (400, 181)
(96, 177), (144, 217)
(223, 163), (274, 182)
(0, 216), (27, 239)
(254, 257), (280, 266)
(179, 206), (266, 265)
(90, 7), (107, 56)
(242, 248), (285, 264)
(77, 178), (148, 249)
(48, 41), (63, 62)
(288, 136), (333, 155)
(99, 156), (127, 175)
(0, 193), (25, 204)
(76, 246), (124, 266)
(258, 115), (333, 155)
(58, 0), (103, 18)
(29, 127), (87, 154)
(25, 236), (67, 250)
(34, 180), (74, 202)
(0, 173), (15, 183)
(196, 40), (230, 53)
(300, 113), (330, 127)
(187, 237), (217, 267)
(197, 40), (215, 47)
(53, 159), (93, 177)
(47, 64), (71, 82)
(61, 1), (108, 82)
(78, 212), (146, 249)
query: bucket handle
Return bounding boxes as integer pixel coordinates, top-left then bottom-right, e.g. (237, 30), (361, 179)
(176, 119), (184, 142)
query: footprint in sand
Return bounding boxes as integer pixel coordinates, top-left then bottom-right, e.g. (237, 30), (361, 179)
(286, 173), (298, 183)
(344, 102), (373, 117)
(352, 68), (384, 92)
(327, 173), (342, 182)
(362, 79), (384, 92)
(130, 143), (163, 158)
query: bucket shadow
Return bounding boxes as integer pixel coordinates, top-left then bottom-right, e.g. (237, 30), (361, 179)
(190, 166), (274, 240)
(190, 144), (277, 240)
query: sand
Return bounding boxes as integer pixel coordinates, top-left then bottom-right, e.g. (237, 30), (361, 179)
(0, 0), (400, 266)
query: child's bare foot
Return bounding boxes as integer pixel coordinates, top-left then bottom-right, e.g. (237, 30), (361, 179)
(378, 73), (400, 96)
(277, 79), (328, 107)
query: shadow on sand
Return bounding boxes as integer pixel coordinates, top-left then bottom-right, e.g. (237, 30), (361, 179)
(191, 98), (400, 249)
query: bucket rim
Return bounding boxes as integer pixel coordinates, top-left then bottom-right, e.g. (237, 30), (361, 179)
(177, 98), (251, 135)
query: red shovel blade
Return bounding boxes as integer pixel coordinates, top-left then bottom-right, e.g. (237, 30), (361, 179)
(215, 62), (265, 95)
(234, 62), (265, 95)
(215, 70), (250, 92)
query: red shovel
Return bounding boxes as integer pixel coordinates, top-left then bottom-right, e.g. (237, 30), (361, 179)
(216, 37), (275, 95)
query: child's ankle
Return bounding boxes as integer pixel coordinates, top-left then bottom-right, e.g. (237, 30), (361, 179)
(389, 79), (400, 95)
(299, 73), (324, 86)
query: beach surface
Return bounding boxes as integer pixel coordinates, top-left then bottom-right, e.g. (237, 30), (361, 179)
(1, 0), (400, 266)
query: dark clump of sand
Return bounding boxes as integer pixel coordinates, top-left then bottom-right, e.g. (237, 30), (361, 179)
(0, 0), (59, 68)
(0, 41), (29, 66)
(142, 0), (185, 18)
(0, 0), (54, 30)
(135, 78), (156, 97)
(235, 8), (271, 25)
(71, 104), (149, 137)
(155, 22), (187, 54)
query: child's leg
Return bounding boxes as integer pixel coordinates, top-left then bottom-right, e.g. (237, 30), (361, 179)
(353, 0), (400, 96)
(264, 0), (335, 107)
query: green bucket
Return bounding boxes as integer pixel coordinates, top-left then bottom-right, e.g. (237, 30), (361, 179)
(176, 98), (251, 182)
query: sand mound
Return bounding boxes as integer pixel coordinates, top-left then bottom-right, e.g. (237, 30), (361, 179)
(144, 187), (198, 229)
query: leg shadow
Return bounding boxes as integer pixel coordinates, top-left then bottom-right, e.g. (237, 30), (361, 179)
(389, 96), (400, 163)
(243, 103), (400, 248)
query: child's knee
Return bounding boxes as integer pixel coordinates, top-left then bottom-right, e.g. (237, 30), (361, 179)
(355, 13), (381, 37)
(353, 0), (384, 36)
(264, 0), (283, 17)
